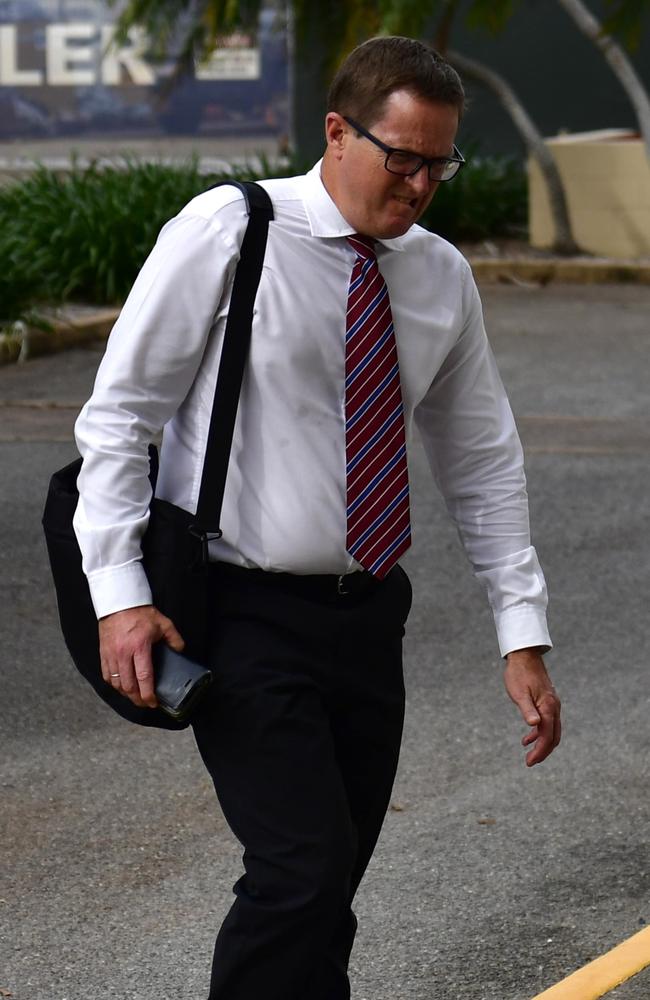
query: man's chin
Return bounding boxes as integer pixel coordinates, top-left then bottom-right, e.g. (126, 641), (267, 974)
(375, 219), (416, 239)
(353, 208), (419, 240)
(379, 203), (427, 238)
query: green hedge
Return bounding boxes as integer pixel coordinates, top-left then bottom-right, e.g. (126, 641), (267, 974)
(420, 147), (527, 243)
(0, 158), (255, 323)
(0, 153), (526, 324)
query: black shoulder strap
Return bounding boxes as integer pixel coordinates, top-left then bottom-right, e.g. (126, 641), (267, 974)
(192, 180), (273, 533)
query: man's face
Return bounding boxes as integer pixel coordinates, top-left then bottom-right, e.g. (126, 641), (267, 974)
(322, 89), (460, 240)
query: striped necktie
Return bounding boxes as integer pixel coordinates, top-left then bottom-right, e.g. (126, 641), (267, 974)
(345, 235), (411, 578)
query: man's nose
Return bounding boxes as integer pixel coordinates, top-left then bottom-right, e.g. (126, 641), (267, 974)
(405, 164), (435, 195)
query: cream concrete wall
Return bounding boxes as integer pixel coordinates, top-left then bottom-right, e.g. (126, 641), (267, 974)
(528, 130), (650, 258)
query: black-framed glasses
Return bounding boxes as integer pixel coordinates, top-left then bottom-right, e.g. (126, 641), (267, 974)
(344, 115), (465, 182)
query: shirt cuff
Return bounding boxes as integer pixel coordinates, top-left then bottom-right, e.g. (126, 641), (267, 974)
(86, 561), (153, 620)
(493, 604), (553, 659)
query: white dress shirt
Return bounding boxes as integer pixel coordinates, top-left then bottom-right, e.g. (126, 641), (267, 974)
(74, 161), (551, 657)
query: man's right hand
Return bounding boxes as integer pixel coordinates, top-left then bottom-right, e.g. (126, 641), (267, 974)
(98, 606), (185, 709)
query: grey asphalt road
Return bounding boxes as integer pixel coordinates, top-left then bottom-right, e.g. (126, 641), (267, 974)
(1, 283), (649, 1000)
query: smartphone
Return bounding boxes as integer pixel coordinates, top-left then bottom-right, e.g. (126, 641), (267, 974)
(153, 643), (213, 721)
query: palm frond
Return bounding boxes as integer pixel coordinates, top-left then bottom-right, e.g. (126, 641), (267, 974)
(602, 0), (650, 49)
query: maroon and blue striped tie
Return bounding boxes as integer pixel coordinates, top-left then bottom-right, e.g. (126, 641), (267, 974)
(345, 235), (411, 578)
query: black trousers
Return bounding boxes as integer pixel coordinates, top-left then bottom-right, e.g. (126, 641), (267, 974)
(191, 562), (412, 1000)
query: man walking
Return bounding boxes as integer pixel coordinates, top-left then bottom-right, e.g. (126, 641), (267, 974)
(74, 36), (561, 1000)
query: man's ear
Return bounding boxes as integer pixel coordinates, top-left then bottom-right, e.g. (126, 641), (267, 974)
(325, 112), (347, 157)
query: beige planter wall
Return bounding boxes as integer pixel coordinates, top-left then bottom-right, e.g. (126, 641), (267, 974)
(528, 129), (650, 259)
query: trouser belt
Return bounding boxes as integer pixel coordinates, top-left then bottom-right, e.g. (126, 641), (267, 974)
(210, 561), (386, 600)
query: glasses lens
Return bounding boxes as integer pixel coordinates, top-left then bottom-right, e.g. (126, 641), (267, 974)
(385, 148), (464, 182)
(430, 159), (461, 182)
(385, 150), (423, 175)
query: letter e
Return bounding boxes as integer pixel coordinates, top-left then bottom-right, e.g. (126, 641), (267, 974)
(47, 24), (96, 85)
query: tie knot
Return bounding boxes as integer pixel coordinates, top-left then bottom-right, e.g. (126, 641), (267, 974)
(347, 234), (376, 261)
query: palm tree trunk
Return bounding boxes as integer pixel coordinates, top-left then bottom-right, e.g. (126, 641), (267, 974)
(555, 0), (650, 160)
(447, 49), (581, 255)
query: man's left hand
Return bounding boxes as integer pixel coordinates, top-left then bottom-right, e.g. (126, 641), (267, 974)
(503, 649), (561, 767)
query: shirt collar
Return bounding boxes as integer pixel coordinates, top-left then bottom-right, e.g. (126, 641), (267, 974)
(302, 160), (408, 252)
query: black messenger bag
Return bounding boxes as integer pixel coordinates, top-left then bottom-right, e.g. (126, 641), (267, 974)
(42, 181), (273, 730)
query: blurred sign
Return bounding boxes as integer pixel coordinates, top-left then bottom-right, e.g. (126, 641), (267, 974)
(0, 0), (288, 139)
(196, 33), (261, 81)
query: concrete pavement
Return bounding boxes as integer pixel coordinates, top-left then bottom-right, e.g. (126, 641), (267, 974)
(1, 282), (650, 999)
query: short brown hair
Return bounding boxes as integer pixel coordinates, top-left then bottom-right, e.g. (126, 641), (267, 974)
(327, 36), (464, 126)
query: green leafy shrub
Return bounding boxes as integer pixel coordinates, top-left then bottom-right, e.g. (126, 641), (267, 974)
(422, 147), (527, 243)
(0, 157), (279, 323)
(0, 151), (526, 323)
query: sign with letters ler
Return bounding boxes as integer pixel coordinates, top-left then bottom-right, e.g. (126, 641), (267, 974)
(0, 3), (287, 139)
(0, 23), (156, 87)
